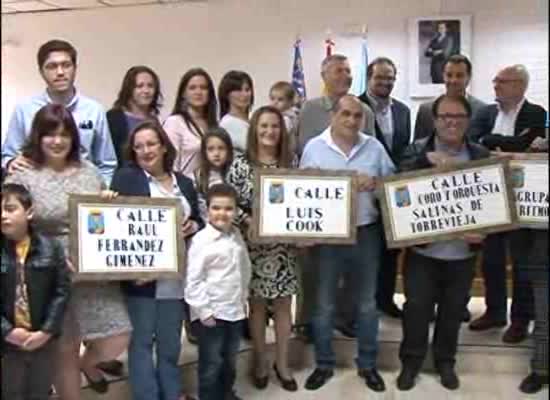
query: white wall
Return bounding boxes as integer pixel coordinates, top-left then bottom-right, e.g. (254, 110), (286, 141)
(1, 0), (548, 140)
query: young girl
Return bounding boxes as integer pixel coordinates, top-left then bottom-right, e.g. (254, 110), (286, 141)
(269, 81), (300, 156)
(193, 128), (234, 223)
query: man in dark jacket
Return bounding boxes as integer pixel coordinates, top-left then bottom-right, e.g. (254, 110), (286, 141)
(2, 183), (71, 400)
(397, 95), (488, 392)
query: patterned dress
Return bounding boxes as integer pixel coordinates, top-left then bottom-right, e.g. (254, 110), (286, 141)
(7, 161), (132, 340)
(226, 154), (298, 299)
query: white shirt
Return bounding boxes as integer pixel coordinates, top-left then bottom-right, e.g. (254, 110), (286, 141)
(492, 97), (526, 136)
(185, 224), (252, 322)
(220, 114), (249, 153)
(146, 171), (192, 299)
(300, 127), (395, 226)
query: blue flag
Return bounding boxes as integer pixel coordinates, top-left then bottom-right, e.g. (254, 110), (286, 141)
(292, 39), (307, 106)
(351, 37), (369, 96)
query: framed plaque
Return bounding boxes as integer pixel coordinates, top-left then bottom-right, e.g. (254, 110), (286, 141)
(251, 168), (358, 244)
(379, 158), (518, 248)
(69, 194), (184, 281)
(509, 153), (548, 229)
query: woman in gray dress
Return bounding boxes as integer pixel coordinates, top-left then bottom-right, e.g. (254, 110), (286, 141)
(7, 104), (131, 398)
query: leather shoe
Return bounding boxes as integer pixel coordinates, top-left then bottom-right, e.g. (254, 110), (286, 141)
(379, 303), (403, 319)
(502, 321), (529, 343)
(274, 364), (298, 391)
(96, 360), (124, 376)
(251, 374), (269, 390)
(335, 322), (357, 338)
(397, 366), (418, 391)
(358, 368), (386, 392)
(437, 364), (459, 390)
(82, 369), (109, 394)
(469, 313), (507, 331)
(519, 372), (548, 394)
(304, 368), (333, 390)
(462, 308), (471, 323)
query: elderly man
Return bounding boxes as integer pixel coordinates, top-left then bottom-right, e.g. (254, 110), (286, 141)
(2, 39), (116, 183)
(301, 95), (394, 393)
(359, 57), (411, 319)
(295, 54), (376, 339)
(397, 95), (488, 391)
(414, 54), (486, 141)
(469, 65), (547, 344)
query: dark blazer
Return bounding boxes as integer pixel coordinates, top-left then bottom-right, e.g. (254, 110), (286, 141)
(1, 233), (71, 351)
(106, 108), (129, 166)
(358, 93), (411, 164)
(469, 100), (547, 147)
(110, 164), (204, 298)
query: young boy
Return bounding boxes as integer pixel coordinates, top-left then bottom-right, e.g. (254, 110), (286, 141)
(185, 183), (252, 400)
(1, 183), (71, 400)
(269, 81), (300, 154)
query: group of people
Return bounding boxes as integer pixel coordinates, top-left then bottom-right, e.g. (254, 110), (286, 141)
(0, 38), (548, 400)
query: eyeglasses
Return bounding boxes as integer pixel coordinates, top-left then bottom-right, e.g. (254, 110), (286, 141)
(436, 114), (469, 121)
(43, 61), (74, 71)
(492, 78), (521, 85)
(133, 141), (161, 153)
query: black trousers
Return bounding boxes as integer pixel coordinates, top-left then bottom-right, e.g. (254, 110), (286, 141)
(400, 251), (475, 370)
(1, 341), (56, 400)
(482, 233), (534, 322)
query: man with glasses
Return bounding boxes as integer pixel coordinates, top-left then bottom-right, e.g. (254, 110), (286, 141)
(468, 65), (546, 344)
(2, 39), (116, 183)
(397, 95), (488, 391)
(359, 57), (411, 319)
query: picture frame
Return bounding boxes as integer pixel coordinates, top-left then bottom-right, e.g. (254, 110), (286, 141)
(378, 158), (518, 248)
(509, 153), (548, 229)
(408, 15), (472, 98)
(69, 194), (184, 281)
(251, 168), (358, 244)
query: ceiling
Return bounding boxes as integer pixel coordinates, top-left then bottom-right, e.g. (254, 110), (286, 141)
(1, 0), (206, 14)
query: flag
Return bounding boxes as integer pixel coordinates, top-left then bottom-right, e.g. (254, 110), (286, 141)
(322, 36), (335, 95)
(291, 38), (307, 106)
(350, 36), (369, 96)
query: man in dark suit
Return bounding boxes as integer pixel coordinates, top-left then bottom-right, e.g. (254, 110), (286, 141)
(468, 64), (547, 344)
(414, 55), (486, 141)
(359, 57), (411, 318)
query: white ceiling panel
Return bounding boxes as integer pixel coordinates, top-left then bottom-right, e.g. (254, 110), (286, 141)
(1, 4), (17, 12)
(7, 0), (58, 11)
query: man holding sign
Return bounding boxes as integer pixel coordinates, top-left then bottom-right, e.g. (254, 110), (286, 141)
(396, 95), (489, 391)
(300, 95), (395, 393)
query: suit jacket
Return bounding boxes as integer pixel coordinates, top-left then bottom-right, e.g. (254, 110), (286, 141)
(468, 99), (547, 145)
(414, 94), (487, 141)
(358, 92), (411, 164)
(106, 108), (129, 166)
(110, 165), (204, 298)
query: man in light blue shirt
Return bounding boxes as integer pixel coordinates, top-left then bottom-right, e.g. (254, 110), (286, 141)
(2, 39), (116, 183)
(300, 95), (395, 393)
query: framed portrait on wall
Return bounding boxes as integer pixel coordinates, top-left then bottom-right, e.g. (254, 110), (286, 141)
(408, 15), (472, 98)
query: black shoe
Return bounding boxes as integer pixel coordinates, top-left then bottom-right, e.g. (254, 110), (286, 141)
(462, 308), (471, 323)
(358, 368), (386, 392)
(379, 303), (403, 319)
(519, 372), (548, 394)
(304, 368), (334, 390)
(397, 367), (418, 391)
(437, 364), (459, 390)
(251, 374), (269, 390)
(335, 322), (357, 338)
(82, 369), (109, 394)
(96, 360), (124, 376)
(469, 313), (507, 331)
(274, 364), (298, 391)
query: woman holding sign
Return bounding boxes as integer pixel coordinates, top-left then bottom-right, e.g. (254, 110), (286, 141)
(396, 95), (489, 392)
(6, 104), (132, 399)
(226, 106), (299, 391)
(110, 120), (203, 400)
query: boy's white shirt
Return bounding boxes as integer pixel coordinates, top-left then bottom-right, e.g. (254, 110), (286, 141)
(184, 223), (252, 322)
